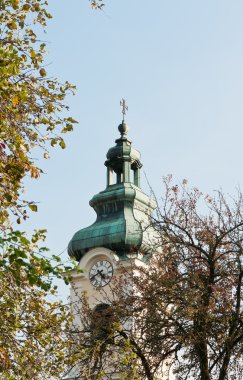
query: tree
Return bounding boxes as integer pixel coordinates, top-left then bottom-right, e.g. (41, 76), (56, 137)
(71, 177), (243, 380)
(0, 1), (110, 378)
(0, 1), (79, 377)
(0, 0), (77, 228)
(0, 229), (74, 380)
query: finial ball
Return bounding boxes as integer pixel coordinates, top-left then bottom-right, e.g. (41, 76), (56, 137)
(118, 120), (129, 136)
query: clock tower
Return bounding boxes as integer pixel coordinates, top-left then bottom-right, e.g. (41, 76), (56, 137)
(65, 116), (156, 378)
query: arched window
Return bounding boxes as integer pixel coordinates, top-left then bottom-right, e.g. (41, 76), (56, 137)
(90, 303), (114, 341)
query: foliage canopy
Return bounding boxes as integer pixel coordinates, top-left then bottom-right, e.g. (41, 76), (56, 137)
(0, 1), (78, 377)
(0, 0), (77, 227)
(72, 178), (243, 380)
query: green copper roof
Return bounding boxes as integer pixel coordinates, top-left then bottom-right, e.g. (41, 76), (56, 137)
(68, 121), (155, 261)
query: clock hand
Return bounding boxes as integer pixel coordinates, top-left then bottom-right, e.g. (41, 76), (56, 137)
(90, 270), (104, 281)
(90, 272), (98, 280)
(97, 269), (107, 279)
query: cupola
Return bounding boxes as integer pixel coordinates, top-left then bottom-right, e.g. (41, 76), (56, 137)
(68, 118), (156, 261)
(105, 120), (142, 187)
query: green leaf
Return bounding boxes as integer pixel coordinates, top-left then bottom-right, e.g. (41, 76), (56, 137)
(66, 117), (78, 124)
(5, 194), (12, 202)
(61, 124), (73, 133)
(39, 68), (47, 77)
(29, 204), (38, 212)
(7, 22), (17, 30)
(51, 138), (57, 147)
(59, 140), (66, 149)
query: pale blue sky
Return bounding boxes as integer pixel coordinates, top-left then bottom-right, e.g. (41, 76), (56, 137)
(23, 0), (243, 296)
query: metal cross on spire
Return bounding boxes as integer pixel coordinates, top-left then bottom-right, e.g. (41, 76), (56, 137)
(120, 98), (128, 121)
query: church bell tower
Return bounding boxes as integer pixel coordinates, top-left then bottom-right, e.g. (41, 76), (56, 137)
(68, 115), (156, 298)
(66, 113), (156, 377)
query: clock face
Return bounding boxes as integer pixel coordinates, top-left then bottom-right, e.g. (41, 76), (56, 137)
(89, 260), (113, 288)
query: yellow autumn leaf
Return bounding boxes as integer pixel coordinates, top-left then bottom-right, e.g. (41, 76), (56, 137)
(12, 95), (19, 107)
(29, 165), (40, 179)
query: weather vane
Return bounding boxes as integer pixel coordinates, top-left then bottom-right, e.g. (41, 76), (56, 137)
(120, 98), (128, 121)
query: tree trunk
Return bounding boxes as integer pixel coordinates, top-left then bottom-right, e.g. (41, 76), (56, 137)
(195, 341), (211, 380)
(218, 350), (230, 380)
